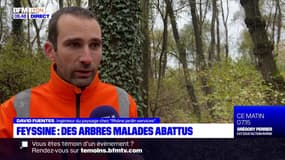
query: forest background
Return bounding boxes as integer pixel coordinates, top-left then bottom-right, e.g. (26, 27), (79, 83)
(0, 0), (285, 123)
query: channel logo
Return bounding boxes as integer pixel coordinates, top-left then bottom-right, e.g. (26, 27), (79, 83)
(13, 7), (50, 19)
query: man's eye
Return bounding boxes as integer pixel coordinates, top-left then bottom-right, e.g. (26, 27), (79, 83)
(69, 42), (81, 48)
(90, 42), (101, 49)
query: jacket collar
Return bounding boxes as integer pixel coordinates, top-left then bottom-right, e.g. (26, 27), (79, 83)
(48, 63), (100, 100)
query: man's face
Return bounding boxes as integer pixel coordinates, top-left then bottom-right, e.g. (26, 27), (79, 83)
(45, 14), (102, 88)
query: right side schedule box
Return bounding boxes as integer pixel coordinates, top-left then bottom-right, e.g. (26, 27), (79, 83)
(234, 106), (285, 137)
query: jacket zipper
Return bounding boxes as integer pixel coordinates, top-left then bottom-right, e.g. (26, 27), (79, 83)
(75, 93), (81, 160)
(75, 93), (81, 117)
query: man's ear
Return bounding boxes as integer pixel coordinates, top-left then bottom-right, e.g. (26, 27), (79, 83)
(44, 41), (56, 62)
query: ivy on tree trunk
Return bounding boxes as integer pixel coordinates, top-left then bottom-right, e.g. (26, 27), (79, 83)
(90, 0), (144, 114)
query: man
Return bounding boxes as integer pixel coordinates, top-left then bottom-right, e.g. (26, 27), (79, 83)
(0, 7), (138, 138)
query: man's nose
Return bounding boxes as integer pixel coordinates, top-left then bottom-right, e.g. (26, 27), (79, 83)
(80, 46), (92, 64)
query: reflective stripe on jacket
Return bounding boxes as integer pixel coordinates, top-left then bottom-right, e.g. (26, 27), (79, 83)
(13, 86), (130, 118)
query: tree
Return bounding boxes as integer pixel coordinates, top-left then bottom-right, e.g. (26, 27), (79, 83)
(75, 0), (81, 6)
(208, 0), (217, 66)
(12, 0), (23, 48)
(165, 0), (200, 119)
(141, 0), (151, 117)
(220, 0), (229, 59)
(59, 0), (63, 8)
(27, 0), (47, 53)
(275, 0), (282, 55)
(153, 0), (169, 117)
(90, 0), (144, 115)
(263, 0), (282, 56)
(188, 0), (206, 70)
(240, 0), (285, 104)
(0, 0), (9, 49)
(216, 0), (221, 61)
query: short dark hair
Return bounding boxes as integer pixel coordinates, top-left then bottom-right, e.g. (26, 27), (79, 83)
(47, 7), (98, 50)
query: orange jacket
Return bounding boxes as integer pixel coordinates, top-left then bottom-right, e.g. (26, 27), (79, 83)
(0, 64), (137, 138)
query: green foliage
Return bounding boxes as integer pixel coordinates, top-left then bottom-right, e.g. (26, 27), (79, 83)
(238, 30), (254, 62)
(198, 60), (270, 122)
(90, 0), (144, 115)
(148, 58), (282, 123)
(0, 40), (50, 103)
(148, 68), (193, 122)
(276, 48), (285, 74)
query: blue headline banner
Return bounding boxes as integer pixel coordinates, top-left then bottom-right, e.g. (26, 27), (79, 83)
(14, 118), (160, 124)
(234, 106), (285, 137)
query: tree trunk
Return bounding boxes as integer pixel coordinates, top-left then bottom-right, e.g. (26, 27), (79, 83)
(12, 0), (23, 48)
(0, 0), (3, 47)
(240, 0), (285, 104)
(165, 0), (201, 119)
(189, 0), (214, 117)
(275, 0), (282, 55)
(76, 0), (81, 6)
(220, 0), (229, 59)
(216, 1), (221, 61)
(88, 0), (92, 8)
(27, 16), (31, 51)
(189, 0), (206, 70)
(154, 4), (168, 115)
(141, 0), (151, 117)
(91, 0), (144, 113)
(59, 0), (63, 9)
(271, 1), (277, 46)
(208, 0), (217, 66)
(27, 0), (42, 53)
(199, 0), (209, 29)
